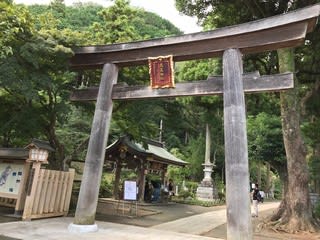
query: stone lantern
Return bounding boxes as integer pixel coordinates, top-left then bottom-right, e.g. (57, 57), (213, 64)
(196, 124), (218, 201)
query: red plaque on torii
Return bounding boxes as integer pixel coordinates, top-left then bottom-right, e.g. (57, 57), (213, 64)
(148, 55), (175, 89)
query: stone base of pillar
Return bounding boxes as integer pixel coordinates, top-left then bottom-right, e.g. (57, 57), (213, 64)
(68, 223), (98, 233)
(196, 180), (218, 201)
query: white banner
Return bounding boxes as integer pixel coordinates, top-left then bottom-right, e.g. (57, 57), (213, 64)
(124, 180), (137, 201)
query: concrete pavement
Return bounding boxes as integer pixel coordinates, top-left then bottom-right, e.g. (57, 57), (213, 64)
(0, 218), (221, 240)
(0, 202), (279, 240)
(151, 201), (279, 235)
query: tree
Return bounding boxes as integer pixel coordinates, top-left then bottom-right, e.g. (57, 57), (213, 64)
(0, 27), (75, 168)
(0, 1), (33, 59)
(298, 21), (320, 195)
(276, 48), (317, 231)
(173, 59), (225, 181)
(0, 2), (86, 171)
(247, 113), (286, 197)
(90, 0), (138, 44)
(175, 0), (320, 232)
(0, 2), (39, 146)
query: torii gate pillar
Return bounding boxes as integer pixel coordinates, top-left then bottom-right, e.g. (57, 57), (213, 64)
(69, 63), (118, 233)
(223, 49), (252, 239)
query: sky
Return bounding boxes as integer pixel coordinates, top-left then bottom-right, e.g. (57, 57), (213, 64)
(13, 0), (202, 34)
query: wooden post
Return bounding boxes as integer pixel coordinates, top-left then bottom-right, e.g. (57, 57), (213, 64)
(15, 162), (31, 215)
(223, 49), (252, 239)
(113, 159), (122, 200)
(22, 162), (41, 220)
(72, 63), (118, 227)
(138, 160), (146, 202)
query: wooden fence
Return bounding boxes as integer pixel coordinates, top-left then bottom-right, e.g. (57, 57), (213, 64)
(22, 164), (75, 220)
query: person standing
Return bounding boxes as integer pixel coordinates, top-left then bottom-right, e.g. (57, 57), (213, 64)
(252, 183), (260, 217)
(168, 179), (175, 197)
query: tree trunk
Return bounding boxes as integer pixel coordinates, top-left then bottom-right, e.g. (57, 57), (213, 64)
(63, 137), (90, 171)
(47, 119), (65, 171)
(275, 48), (318, 232)
(257, 160), (262, 187)
(265, 162), (270, 194)
(270, 162), (288, 221)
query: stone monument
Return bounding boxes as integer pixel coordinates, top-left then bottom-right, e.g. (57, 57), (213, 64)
(196, 124), (218, 201)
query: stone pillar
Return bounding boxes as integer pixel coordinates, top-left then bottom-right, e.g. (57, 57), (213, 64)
(69, 63), (118, 233)
(223, 49), (252, 239)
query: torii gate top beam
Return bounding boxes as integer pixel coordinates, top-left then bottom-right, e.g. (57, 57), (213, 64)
(70, 4), (320, 70)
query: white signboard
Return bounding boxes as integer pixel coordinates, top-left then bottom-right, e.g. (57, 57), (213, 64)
(0, 163), (24, 195)
(124, 180), (137, 201)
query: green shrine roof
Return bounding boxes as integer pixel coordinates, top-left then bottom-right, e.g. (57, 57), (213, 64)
(106, 136), (187, 167)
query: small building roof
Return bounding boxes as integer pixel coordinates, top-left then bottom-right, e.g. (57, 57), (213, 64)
(26, 139), (55, 152)
(0, 139), (54, 161)
(105, 136), (188, 167)
(0, 148), (28, 160)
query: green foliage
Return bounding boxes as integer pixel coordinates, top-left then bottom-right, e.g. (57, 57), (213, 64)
(185, 181), (198, 193)
(56, 105), (92, 160)
(132, 10), (181, 38)
(64, 3), (103, 31)
(171, 180), (198, 200)
(172, 196), (218, 207)
(214, 175), (225, 194)
(91, 0), (138, 44)
(174, 58), (226, 181)
(192, 199), (218, 207)
(313, 201), (320, 219)
(0, 1), (33, 59)
(308, 155), (320, 192)
(184, 135), (205, 180)
(247, 112), (285, 163)
(176, 0), (319, 29)
(273, 177), (283, 199)
(167, 164), (190, 184)
(99, 173), (114, 198)
(0, 2), (75, 154)
(247, 112), (286, 191)
(302, 119), (320, 149)
(177, 189), (194, 199)
(176, 59), (221, 81)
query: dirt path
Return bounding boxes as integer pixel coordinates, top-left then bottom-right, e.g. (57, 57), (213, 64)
(202, 208), (320, 240)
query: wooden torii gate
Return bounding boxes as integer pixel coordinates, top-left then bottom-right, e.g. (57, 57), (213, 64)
(68, 4), (320, 239)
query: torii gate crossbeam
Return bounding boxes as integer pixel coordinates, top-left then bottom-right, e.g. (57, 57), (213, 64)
(70, 4), (319, 69)
(68, 4), (320, 240)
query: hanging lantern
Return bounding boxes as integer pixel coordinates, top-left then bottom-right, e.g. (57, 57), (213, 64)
(28, 148), (49, 163)
(26, 139), (55, 164)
